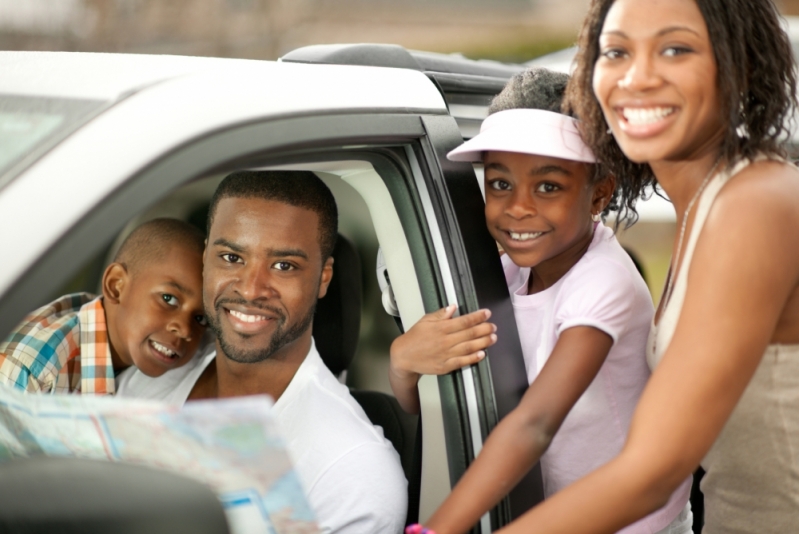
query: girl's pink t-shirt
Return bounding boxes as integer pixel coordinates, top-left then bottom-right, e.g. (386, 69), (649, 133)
(502, 223), (691, 533)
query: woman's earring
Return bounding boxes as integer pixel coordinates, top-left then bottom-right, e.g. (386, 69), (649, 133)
(592, 212), (601, 222)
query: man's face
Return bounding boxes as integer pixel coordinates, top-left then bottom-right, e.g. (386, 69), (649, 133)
(203, 197), (333, 363)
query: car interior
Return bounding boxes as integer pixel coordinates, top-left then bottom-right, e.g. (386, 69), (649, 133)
(46, 160), (439, 528)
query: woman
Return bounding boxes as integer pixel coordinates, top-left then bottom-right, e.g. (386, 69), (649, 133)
(490, 0), (799, 532)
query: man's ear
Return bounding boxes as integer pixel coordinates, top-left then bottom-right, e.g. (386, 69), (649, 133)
(102, 263), (129, 304)
(317, 256), (335, 299)
(592, 174), (617, 214)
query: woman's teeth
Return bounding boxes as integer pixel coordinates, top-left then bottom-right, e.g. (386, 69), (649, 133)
(229, 309), (267, 323)
(622, 107), (675, 125)
(509, 231), (543, 241)
(150, 340), (177, 358)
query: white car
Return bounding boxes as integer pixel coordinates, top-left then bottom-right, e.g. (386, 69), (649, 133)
(0, 46), (543, 533)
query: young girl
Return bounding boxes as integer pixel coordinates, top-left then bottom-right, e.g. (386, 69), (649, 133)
(392, 69), (692, 534)
(471, 0), (799, 533)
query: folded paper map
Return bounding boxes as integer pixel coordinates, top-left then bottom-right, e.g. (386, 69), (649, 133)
(0, 385), (318, 534)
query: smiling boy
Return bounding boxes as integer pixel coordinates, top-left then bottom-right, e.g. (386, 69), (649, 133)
(0, 218), (207, 394)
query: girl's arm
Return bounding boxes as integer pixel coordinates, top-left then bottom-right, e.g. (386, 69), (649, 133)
(494, 163), (799, 533)
(425, 325), (614, 534)
(389, 305), (496, 414)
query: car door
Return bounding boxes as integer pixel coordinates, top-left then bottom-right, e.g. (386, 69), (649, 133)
(409, 114), (545, 532)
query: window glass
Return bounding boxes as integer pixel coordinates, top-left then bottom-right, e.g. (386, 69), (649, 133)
(0, 95), (105, 188)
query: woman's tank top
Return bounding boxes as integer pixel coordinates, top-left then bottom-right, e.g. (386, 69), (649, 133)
(647, 158), (799, 533)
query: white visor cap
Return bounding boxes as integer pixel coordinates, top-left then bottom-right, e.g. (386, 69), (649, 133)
(447, 108), (596, 164)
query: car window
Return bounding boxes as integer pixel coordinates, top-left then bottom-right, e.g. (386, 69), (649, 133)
(0, 95), (107, 189)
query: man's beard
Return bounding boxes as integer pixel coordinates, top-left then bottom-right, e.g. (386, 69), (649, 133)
(206, 298), (316, 364)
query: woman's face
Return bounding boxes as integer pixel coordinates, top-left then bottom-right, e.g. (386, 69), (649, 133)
(592, 0), (724, 164)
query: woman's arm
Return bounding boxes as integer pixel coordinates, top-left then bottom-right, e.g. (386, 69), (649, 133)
(425, 326), (614, 534)
(389, 305), (496, 413)
(494, 163), (799, 534)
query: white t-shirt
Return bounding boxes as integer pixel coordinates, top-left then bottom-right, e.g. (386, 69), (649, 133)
(116, 341), (407, 534)
(503, 223), (691, 534)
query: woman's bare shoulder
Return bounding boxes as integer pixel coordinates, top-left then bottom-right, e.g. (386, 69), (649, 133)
(715, 159), (799, 219)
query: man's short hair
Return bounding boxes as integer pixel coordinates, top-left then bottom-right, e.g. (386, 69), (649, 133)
(208, 171), (338, 260)
(115, 218), (205, 275)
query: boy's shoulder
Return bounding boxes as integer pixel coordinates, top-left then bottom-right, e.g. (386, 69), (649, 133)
(3, 292), (97, 339)
(0, 292), (102, 392)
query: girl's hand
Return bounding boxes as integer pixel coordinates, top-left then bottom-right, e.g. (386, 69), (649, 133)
(389, 305), (497, 413)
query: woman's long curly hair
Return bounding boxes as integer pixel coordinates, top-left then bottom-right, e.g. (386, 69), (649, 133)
(564, 0), (797, 226)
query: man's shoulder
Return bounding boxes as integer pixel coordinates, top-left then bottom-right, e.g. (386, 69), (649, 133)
(279, 350), (407, 532)
(278, 349), (389, 448)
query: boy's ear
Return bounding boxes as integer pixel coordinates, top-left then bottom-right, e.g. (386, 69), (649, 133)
(593, 174), (617, 213)
(102, 263), (129, 304)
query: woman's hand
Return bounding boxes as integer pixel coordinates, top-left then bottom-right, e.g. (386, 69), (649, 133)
(389, 305), (496, 413)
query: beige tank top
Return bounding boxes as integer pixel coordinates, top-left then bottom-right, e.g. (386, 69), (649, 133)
(647, 158), (799, 533)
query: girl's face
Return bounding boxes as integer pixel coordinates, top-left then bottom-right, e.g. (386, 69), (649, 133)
(483, 150), (608, 270)
(592, 0), (724, 164)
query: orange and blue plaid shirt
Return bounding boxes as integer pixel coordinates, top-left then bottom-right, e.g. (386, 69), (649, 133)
(0, 293), (116, 395)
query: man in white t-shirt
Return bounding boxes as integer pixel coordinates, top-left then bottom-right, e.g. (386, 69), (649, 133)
(116, 170), (407, 534)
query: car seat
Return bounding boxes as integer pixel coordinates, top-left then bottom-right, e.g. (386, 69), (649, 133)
(312, 234), (422, 526)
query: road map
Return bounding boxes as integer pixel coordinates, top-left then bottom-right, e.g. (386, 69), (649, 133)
(0, 386), (318, 534)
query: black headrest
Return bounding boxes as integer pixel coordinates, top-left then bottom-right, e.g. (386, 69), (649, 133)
(313, 234), (362, 376)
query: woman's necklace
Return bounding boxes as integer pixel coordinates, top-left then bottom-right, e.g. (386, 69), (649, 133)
(660, 156), (723, 311)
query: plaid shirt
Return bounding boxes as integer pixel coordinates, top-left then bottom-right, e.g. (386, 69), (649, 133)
(0, 293), (116, 395)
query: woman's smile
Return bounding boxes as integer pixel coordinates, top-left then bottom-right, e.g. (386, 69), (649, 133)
(615, 104), (679, 138)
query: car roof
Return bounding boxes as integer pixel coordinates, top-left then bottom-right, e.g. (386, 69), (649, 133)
(0, 52), (267, 101)
(0, 52), (450, 297)
(0, 51), (449, 110)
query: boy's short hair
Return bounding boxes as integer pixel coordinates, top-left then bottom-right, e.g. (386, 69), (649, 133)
(115, 218), (205, 275)
(207, 171), (338, 261)
(489, 68), (571, 116)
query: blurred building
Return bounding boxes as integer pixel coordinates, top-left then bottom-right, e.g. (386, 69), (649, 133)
(0, 0), (588, 61)
(783, 0), (799, 14)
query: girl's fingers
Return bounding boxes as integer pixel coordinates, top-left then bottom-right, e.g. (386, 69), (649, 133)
(439, 308), (492, 334)
(449, 334), (497, 357)
(427, 304), (458, 322)
(439, 351), (487, 373)
(447, 321), (497, 346)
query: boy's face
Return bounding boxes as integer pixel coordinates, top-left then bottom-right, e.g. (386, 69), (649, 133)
(112, 245), (207, 377)
(483, 150), (601, 270)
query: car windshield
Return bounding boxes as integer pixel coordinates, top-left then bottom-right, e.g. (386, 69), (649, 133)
(0, 95), (106, 189)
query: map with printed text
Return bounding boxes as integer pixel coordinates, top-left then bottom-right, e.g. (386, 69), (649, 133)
(0, 386), (318, 534)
